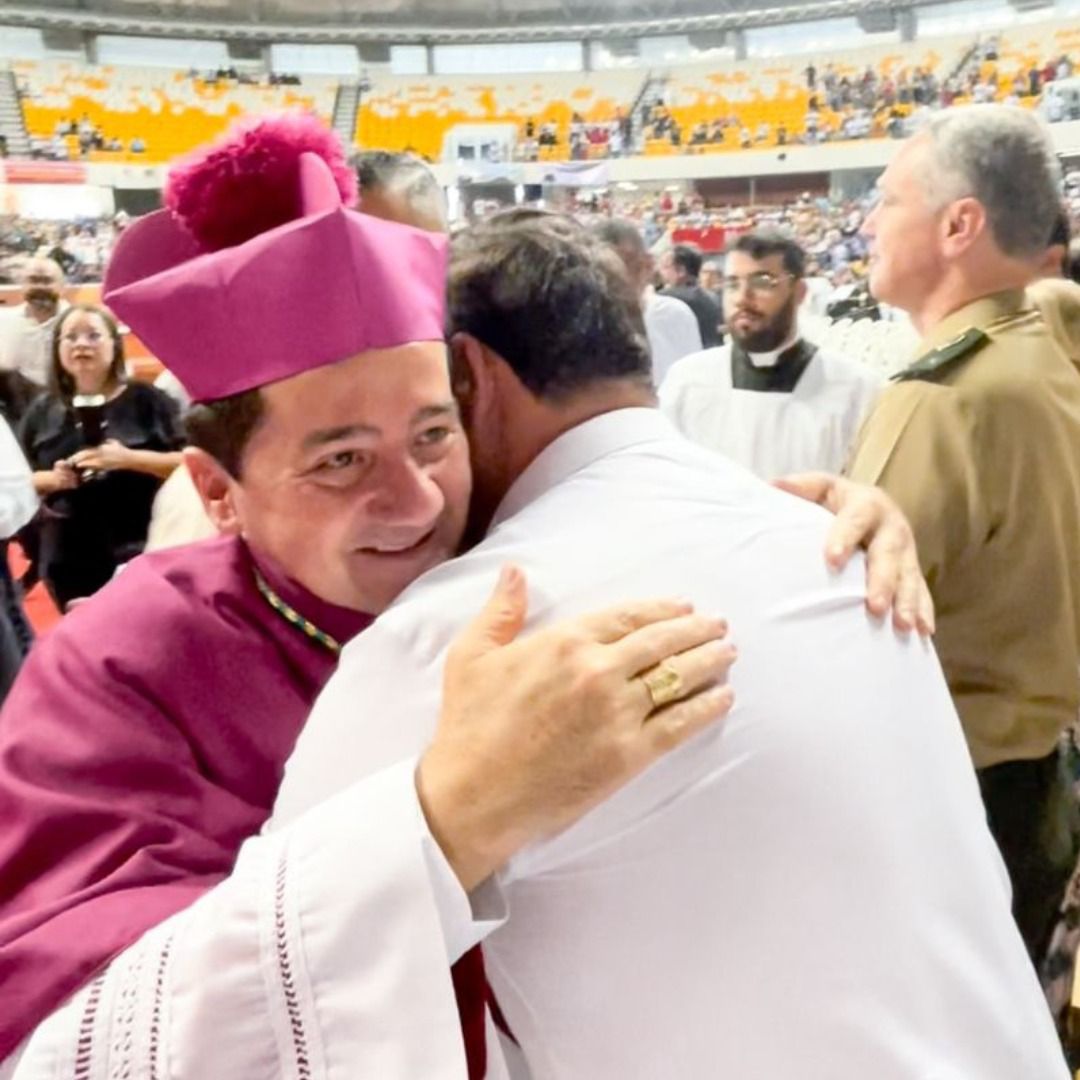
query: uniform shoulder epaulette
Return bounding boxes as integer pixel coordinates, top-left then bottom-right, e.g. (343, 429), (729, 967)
(891, 327), (990, 383)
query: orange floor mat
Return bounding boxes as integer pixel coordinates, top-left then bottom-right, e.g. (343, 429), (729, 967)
(9, 544), (61, 635)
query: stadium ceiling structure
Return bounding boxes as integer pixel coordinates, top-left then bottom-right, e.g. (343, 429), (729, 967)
(0, 0), (938, 42)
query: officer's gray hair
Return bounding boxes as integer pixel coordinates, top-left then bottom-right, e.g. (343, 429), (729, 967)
(355, 150), (446, 229)
(919, 105), (1061, 260)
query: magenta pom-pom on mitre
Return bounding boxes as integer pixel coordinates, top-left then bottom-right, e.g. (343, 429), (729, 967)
(163, 111), (359, 252)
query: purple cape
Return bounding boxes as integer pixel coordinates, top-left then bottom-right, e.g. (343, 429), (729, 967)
(0, 535), (372, 1059)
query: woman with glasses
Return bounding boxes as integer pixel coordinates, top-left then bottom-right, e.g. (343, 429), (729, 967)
(18, 303), (184, 607)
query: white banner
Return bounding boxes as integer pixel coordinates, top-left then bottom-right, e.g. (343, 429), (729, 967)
(543, 161), (611, 187)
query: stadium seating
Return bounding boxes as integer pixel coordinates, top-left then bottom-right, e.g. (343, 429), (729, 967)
(14, 60), (337, 161)
(657, 32), (971, 152)
(8, 14), (1077, 164)
(354, 69), (642, 161)
(979, 21), (1080, 91)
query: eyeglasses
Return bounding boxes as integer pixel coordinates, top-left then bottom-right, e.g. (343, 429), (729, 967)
(61, 330), (105, 345)
(722, 272), (795, 294)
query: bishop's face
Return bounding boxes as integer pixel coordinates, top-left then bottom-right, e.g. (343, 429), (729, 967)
(722, 250), (802, 354)
(229, 342), (471, 615)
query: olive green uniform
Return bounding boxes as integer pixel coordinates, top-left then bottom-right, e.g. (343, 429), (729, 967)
(848, 289), (1080, 956)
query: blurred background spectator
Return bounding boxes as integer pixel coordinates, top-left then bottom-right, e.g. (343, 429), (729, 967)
(17, 304), (184, 608)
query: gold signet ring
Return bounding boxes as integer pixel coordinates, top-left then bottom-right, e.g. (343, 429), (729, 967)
(641, 662), (683, 710)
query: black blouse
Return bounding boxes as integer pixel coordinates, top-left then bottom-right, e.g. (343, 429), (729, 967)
(18, 382), (185, 602)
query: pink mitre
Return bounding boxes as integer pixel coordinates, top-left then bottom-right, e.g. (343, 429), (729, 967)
(103, 112), (448, 402)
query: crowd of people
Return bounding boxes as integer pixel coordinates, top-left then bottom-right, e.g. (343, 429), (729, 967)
(188, 65), (303, 87)
(586, 162), (1080, 298)
(517, 110), (634, 160)
(17, 71), (306, 162)
(519, 43), (1077, 160)
(0, 214), (124, 284)
(5, 40), (1076, 170)
(36, 114), (145, 159)
(0, 105), (1078, 1078)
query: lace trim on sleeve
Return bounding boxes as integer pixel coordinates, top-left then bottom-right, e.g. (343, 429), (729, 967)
(274, 854), (313, 1080)
(65, 923), (177, 1080)
(147, 933), (175, 1080)
(72, 974), (106, 1080)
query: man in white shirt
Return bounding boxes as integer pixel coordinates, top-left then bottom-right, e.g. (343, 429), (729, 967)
(0, 416), (36, 703)
(0, 191), (934, 1078)
(279, 211), (1066, 1078)
(660, 229), (883, 478)
(591, 217), (702, 385)
(0, 259), (68, 387)
(0, 418), (36, 541)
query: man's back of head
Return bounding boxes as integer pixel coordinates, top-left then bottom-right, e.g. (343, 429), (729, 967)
(668, 243), (703, 285)
(446, 210), (654, 526)
(590, 216), (651, 295)
(355, 149), (447, 234)
(448, 210), (651, 404)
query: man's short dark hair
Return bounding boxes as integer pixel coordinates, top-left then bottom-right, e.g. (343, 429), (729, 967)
(185, 389), (265, 478)
(671, 243), (703, 279)
(728, 229), (807, 279)
(448, 210), (651, 400)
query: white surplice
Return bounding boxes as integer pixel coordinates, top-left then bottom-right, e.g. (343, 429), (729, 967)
(2, 760), (509, 1080)
(642, 291), (703, 387)
(659, 340), (883, 478)
(277, 407), (1066, 1080)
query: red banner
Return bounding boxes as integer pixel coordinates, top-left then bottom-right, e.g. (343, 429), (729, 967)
(0, 160), (88, 184)
(671, 224), (727, 253)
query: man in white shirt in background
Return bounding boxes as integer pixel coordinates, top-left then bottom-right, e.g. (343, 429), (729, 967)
(0, 259), (69, 388)
(660, 229), (883, 478)
(0, 416), (36, 703)
(591, 217), (702, 386)
(801, 256), (834, 316)
(279, 210), (1066, 1079)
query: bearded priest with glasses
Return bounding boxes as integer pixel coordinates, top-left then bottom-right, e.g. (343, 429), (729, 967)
(659, 229), (883, 479)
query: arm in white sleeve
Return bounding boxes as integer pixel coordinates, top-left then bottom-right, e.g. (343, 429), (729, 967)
(0, 416), (36, 538)
(0, 318), (17, 375)
(656, 358), (691, 427)
(4, 759), (504, 1080)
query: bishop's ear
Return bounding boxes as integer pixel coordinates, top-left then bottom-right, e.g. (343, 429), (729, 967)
(183, 447), (242, 535)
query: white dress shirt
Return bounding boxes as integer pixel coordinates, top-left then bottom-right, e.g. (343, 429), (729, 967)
(279, 407), (1066, 1079)
(0, 302), (68, 387)
(642, 291), (702, 387)
(144, 466), (217, 552)
(659, 339), (883, 478)
(0, 417), (37, 539)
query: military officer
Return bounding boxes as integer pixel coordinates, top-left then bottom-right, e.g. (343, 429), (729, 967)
(847, 105), (1080, 960)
